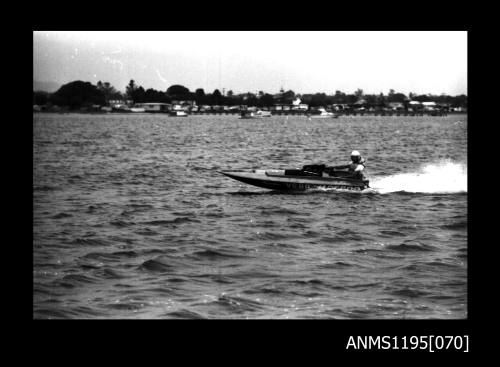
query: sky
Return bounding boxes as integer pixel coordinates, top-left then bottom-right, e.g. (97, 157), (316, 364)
(33, 31), (467, 96)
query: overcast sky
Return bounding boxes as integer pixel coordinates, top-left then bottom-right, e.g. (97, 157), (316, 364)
(33, 31), (467, 96)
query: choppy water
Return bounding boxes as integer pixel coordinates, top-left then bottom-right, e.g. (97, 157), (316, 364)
(33, 113), (467, 319)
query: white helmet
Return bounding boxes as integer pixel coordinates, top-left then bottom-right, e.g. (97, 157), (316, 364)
(351, 150), (360, 156)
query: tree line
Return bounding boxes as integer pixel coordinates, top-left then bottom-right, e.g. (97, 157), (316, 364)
(33, 80), (468, 110)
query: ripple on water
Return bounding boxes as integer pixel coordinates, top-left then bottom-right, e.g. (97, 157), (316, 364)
(33, 114), (467, 319)
(385, 242), (437, 252)
(139, 258), (175, 273)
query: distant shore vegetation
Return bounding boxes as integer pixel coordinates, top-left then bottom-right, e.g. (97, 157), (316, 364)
(33, 79), (467, 112)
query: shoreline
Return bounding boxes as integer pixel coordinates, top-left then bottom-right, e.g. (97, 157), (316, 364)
(33, 110), (466, 117)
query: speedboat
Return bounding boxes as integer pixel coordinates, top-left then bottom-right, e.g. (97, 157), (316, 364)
(130, 107), (146, 113)
(169, 111), (188, 117)
(240, 110), (272, 119)
(308, 108), (338, 119)
(220, 164), (369, 191)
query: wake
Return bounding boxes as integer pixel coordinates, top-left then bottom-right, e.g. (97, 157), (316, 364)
(370, 160), (467, 194)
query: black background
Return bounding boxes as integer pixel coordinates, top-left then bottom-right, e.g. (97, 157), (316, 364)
(22, 4), (485, 357)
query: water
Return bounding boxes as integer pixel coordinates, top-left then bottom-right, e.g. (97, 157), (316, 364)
(33, 113), (467, 319)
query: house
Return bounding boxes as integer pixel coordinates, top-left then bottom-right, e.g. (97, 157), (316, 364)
(273, 104), (295, 111)
(109, 99), (133, 107)
(352, 99), (367, 111)
(291, 104), (308, 111)
(171, 100), (196, 107)
(332, 104), (348, 110)
(408, 100), (422, 111)
(422, 101), (437, 111)
(171, 104), (185, 111)
(169, 100), (196, 111)
(135, 103), (170, 112)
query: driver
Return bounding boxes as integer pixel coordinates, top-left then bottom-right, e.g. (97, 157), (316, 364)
(330, 150), (366, 179)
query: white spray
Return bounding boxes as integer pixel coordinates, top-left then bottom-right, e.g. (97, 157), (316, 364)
(370, 160), (467, 194)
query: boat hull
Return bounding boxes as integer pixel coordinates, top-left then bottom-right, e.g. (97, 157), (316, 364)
(169, 111), (188, 117)
(220, 170), (369, 191)
(309, 114), (339, 119)
(309, 115), (334, 119)
(239, 111), (272, 119)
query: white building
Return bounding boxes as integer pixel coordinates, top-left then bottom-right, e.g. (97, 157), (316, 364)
(134, 103), (170, 112)
(408, 100), (422, 111)
(422, 101), (437, 111)
(109, 99), (133, 107)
